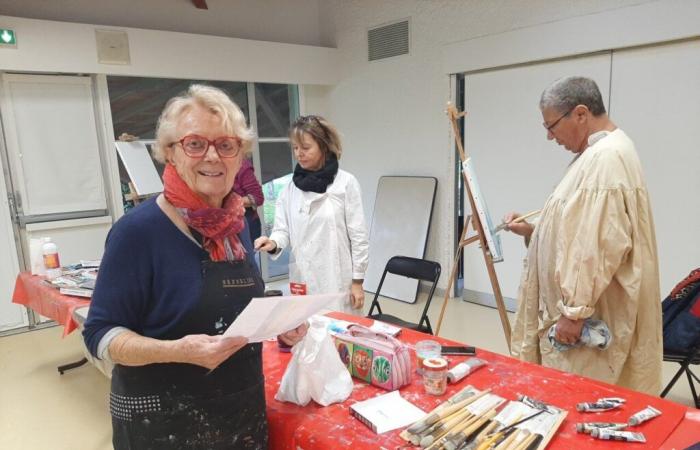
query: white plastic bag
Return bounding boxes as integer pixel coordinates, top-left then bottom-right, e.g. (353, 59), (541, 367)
(275, 317), (353, 406)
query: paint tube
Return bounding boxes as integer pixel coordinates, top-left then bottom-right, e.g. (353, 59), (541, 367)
(446, 358), (487, 383)
(598, 397), (626, 404)
(628, 405), (661, 426)
(575, 422), (628, 434)
(576, 398), (625, 412)
(590, 428), (646, 443)
(517, 395), (551, 412)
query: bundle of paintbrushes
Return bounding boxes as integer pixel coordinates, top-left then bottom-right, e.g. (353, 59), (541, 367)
(401, 386), (507, 449)
(469, 395), (566, 450)
(402, 390), (567, 450)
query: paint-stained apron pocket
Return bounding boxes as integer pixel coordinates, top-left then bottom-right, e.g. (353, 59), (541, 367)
(117, 381), (268, 450)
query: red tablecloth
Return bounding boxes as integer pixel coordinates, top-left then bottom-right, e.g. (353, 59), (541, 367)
(12, 272), (89, 337)
(264, 312), (699, 450)
(11, 275), (699, 448)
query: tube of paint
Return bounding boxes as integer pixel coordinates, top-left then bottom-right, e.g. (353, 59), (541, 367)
(598, 397), (626, 404)
(576, 399), (624, 412)
(447, 358), (487, 383)
(590, 428), (646, 443)
(575, 422), (628, 434)
(628, 405), (661, 426)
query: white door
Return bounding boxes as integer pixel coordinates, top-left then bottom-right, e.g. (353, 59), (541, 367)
(0, 73), (112, 330)
(0, 149), (26, 332)
(610, 39), (700, 294)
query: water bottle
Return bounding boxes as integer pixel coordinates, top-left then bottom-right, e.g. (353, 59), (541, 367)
(42, 237), (62, 280)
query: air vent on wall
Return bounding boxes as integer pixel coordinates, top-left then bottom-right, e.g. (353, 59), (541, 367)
(95, 29), (131, 65)
(368, 19), (409, 62)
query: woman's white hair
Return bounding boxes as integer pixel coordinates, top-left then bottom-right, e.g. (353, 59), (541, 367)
(153, 84), (255, 163)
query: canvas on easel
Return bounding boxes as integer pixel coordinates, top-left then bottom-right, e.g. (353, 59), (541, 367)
(461, 158), (503, 262)
(115, 141), (163, 197)
(435, 103), (511, 348)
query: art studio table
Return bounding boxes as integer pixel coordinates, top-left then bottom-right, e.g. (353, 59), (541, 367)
(11, 275), (700, 448)
(264, 312), (700, 450)
(12, 271), (89, 337)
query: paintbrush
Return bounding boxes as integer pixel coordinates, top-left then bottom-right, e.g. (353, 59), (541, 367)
(407, 387), (476, 434)
(511, 432), (537, 450)
(493, 210), (541, 233)
(408, 389), (490, 434)
(418, 409), (473, 447)
(442, 408), (498, 450)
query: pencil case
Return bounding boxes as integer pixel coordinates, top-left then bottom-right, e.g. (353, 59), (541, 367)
(333, 324), (413, 391)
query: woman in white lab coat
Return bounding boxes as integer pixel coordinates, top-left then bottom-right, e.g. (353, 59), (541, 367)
(255, 115), (369, 314)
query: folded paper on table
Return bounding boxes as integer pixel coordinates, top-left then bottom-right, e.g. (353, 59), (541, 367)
(223, 292), (344, 342)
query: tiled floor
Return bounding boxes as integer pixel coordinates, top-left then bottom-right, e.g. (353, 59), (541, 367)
(0, 285), (694, 449)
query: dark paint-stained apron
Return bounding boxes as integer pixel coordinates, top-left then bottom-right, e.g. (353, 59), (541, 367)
(111, 258), (266, 450)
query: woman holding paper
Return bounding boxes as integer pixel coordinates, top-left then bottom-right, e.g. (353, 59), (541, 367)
(83, 85), (307, 450)
(254, 115), (369, 314)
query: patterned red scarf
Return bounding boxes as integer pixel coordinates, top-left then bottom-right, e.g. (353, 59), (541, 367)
(163, 164), (246, 261)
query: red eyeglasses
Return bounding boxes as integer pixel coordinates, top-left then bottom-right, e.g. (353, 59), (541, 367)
(171, 134), (242, 158)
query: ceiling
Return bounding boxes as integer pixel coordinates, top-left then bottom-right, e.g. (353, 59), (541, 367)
(0, 0), (334, 47)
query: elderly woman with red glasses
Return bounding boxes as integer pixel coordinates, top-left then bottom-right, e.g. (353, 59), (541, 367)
(83, 84), (307, 450)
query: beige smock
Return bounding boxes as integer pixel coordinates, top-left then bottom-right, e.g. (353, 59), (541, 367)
(511, 128), (662, 395)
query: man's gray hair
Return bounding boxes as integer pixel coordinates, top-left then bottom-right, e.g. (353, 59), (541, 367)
(540, 76), (606, 116)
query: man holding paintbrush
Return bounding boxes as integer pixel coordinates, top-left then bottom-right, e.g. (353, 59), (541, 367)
(505, 76), (662, 395)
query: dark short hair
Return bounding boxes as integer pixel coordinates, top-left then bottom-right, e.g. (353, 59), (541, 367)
(540, 76), (606, 116)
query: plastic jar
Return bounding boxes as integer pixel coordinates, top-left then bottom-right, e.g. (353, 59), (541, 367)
(422, 357), (448, 396)
(42, 237), (61, 280)
(415, 340), (441, 374)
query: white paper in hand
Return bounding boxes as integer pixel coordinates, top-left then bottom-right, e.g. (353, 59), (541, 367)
(223, 293), (345, 342)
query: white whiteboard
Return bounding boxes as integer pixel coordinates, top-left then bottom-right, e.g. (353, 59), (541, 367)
(364, 176), (437, 303)
(463, 53), (612, 300)
(0, 74), (107, 215)
(115, 141), (163, 196)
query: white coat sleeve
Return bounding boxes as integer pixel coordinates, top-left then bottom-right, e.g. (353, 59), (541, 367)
(268, 185), (291, 260)
(344, 175), (369, 280)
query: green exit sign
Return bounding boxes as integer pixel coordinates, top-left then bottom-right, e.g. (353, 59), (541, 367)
(0, 28), (17, 48)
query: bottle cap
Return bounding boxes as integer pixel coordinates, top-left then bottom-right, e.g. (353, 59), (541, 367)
(422, 357), (448, 371)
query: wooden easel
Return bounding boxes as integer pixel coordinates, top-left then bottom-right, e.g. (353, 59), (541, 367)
(435, 103), (511, 349)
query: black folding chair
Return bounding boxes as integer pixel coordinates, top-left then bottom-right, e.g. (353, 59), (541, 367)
(367, 256), (441, 335)
(660, 346), (700, 408)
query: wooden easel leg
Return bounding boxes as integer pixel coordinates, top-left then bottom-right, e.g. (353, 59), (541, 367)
(128, 182), (140, 205)
(482, 250), (512, 349)
(435, 216), (471, 336)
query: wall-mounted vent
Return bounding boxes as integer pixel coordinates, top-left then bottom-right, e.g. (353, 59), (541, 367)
(95, 29), (131, 65)
(368, 19), (409, 61)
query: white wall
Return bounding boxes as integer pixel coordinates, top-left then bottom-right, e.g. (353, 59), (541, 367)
(0, 15), (339, 85)
(306, 0), (700, 296)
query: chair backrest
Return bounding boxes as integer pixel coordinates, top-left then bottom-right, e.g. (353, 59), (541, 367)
(370, 256), (441, 333)
(385, 256), (441, 283)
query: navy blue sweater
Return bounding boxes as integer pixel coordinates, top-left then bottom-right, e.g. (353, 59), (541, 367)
(83, 197), (255, 357)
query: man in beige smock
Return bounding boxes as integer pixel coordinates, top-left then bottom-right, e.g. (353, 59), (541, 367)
(505, 76), (662, 395)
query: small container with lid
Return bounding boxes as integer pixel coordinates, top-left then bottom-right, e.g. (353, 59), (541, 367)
(422, 357), (448, 396)
(415, 339), (441, 374)
(42, 237), (62, 280)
